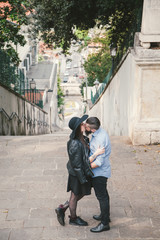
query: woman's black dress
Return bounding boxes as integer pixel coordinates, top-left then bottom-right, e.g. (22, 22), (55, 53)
(67, 174), (92, 195)
(67, 139), (92, 196)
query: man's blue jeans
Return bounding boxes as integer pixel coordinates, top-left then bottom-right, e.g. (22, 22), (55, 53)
(92, 176), (110, 225)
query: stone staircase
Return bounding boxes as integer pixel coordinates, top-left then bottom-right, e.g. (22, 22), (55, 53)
(0, 132), (160, 239)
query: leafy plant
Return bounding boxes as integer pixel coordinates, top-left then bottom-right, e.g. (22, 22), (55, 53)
(0, 50), (19, 89)
(57, 75), (64, 108)
(82, 32), (112, 87)
(0, 0), (32, 64)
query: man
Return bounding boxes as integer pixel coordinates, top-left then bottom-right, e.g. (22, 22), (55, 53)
(85, 117), (111, 233)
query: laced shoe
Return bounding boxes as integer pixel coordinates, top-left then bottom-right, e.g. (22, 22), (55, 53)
(69, 216), (88, 226)
(55, 207), (65, 226)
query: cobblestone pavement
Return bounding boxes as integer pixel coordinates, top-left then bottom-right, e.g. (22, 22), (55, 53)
(0, 133), (160, 240)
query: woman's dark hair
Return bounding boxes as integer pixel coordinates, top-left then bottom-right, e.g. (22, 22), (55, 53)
(75, 124), (86, 145)
(75, 124), (83, 139)
(86, 117), (100, 130)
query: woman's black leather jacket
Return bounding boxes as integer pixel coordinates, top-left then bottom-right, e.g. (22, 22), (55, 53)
(67, 137), (94, 184)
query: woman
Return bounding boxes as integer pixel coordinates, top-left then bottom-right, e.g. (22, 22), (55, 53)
(55, 115), (105, 226)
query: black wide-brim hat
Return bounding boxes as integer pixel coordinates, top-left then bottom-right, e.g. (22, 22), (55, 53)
(69, 114), (88, 139)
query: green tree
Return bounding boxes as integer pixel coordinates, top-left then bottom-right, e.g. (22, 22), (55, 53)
(75, 29), (88, 41)
(0, 0), (32, 64)
(32, 0), (143, 52)
(84, 52), (112, 86)
(82, 32), (112, 87)
(31, 0), (98, 51)
(0, 50), (19, 88)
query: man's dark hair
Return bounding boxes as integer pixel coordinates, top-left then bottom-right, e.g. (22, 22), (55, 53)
(86, 117), (100, 130)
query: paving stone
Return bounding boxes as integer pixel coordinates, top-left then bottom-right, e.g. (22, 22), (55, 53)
(13, 175), (54, 183)
(0, 178), (16, 190)
(119, 225), (160, 238)
(0, 134), (160, 240)
(0, 209), (8, 221)
(57, 225), (86, 239)
(8, 158), (33, 169)
(131, 206), (160, 218)
(0, 199), (19, 209)
(24, 218), (51, 228)
(30, 208), (54, 218)
(0, 220), (23, 229)
(28, 190), (56, 199)
(110, 206), (127, 218)
(0, 169), (23, 177)
(18, 198), (54, 209)
(0, 158), (14, 168)
(0, 151), (9, 157)
(0, 229), (11, 240)
(9, 228), (43, 240)
(7, 209), (30, 220)
(118, 217), (158, 239)
(22, 169), (43, 176)
(151, 218), (160, 228)
(43, 169), (57, 175)
(0, 190), (27, 200)
(109, 195), (131, 208)
(41, 226), (59, 239)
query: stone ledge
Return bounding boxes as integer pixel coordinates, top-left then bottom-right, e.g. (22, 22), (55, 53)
(133, 47), (160, 59)
(132, 130), (160, 145)
(139, 33), (160, 43)
(132, 122), (160, 145)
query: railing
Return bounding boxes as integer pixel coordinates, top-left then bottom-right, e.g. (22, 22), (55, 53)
(91, 8), (142, 104)
(24, 78), (43, 108)
(91, 49), (132, 104)
(91, 51), (128, 104)
(0, 50), (43, 108)
(91, 68), (113, 104)
(0, 50), (22, 91)
(0, 108), (49, 127)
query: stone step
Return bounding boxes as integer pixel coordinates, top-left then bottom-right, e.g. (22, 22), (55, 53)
(0, 134), (160, 239)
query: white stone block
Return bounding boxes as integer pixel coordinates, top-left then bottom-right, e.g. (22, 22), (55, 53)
(139, 0), (160, 45)
(151, 131), (160, 144)
(132, 131), (151, 145)
(141, 0), (160, 35)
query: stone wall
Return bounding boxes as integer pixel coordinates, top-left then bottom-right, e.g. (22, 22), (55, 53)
(0, 83), (49, 135)
(88, 0), (160, 145)
(88, 48), (160, 145)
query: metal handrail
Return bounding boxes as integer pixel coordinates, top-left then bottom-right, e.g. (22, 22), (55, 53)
(91, 68), (113, 104)
(0, 50), (43, 109)
(0, 108), (49, 127)
(91, 50), (130, 104)
(90, 7), (142, 105)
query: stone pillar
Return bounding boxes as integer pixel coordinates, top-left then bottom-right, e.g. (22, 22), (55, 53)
(31, 40), (38, 65)
(132, 57), (160, 145)
(131, 0), (160, 144)
(139, 0), (160, 48)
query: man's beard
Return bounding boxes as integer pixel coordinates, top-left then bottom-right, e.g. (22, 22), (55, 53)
(85, 130), (92, 136)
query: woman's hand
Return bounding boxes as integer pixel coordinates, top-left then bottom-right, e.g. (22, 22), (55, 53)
(89, 146), (105, 163)
(95, 146), (105, 156)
